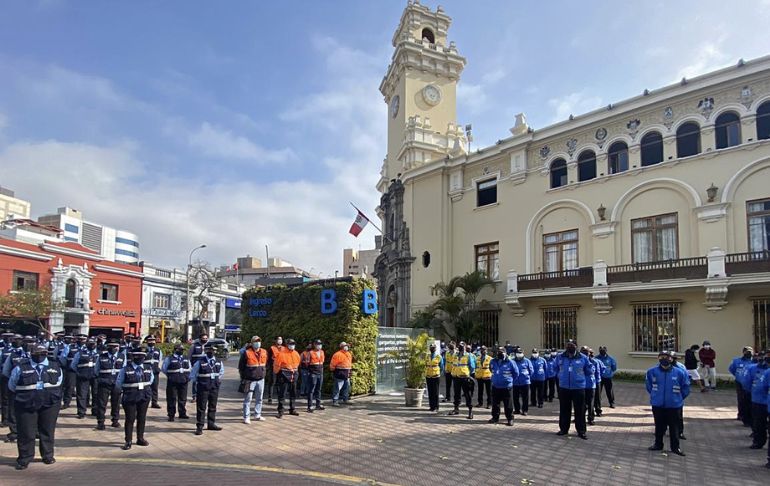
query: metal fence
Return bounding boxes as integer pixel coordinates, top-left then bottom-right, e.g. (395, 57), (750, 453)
(375, 327), (432, 394)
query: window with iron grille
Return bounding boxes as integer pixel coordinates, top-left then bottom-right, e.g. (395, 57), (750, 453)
(475, 242), (500, 280)
(478, 309), (500, 346)
(543, 230), (578, 272)
(748, 198), (770, 252)
(632, 302), (680, 352)
(541, 306), (578, 350)
(631, 213), (678, 263)
(13, 271), (39, 291)
(753, 298), (770, 352)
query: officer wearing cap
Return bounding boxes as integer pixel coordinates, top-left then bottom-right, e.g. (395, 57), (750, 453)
(95, 334), (107, 354)
(3, 334), (28, 442)
(190, 343), (224, 434)
(116, 347), (153, 450)
(143, 335), (163, 409)
(305, 339), (325, 413)
(729, 345), (755, 427)
(274, 338), (301, 417)
(646, 350), (689, 456)
(553, 339), (593, 439)
(162, 343), (192, 422)
(93, 340), (124, 430)
(0, 331), (17, 427)
(71, 337), (99, 419)
(46, 332), (64, 361)
(59, 335), (85, 409)
(8, 344), (62, 470)
(118, 333), (133, 357)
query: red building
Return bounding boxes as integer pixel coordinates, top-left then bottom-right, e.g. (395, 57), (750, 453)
(0, 237), (143, 338)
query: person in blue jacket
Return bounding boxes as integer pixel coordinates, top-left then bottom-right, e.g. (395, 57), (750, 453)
(489, 346), (518, 426)
(511, 346), (532, 416)
(596, 346), (617, 409)
(553, 339), (593, 439)
(581, 347), (599, 426)
(728, 346), (755, 427)
(756, 351), (770, 469)
(545, 349), (558, 403)
(529, 348), (547, 409)
(646, 350), (689, 456)
(589, 349), (605, 420)
(746, 352), (770, 449)
(671, 352), (690, 441)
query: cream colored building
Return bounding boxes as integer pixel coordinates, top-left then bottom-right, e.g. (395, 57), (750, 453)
(0, 187), (31, 221)
(343, 247), (379, 279)
(374, 1), (770, 372)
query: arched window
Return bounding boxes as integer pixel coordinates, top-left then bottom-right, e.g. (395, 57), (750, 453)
(676, 122), (701, 158)
(65, 279), (77, 308)
(421, 28), (435, 44)
(715, 112), (741, 149)
(640, 131), (664, 166)
(550, 158), (567, 188)
(577, 150), (596, 182)
(757, 101), (770, 140)
(608, 141), (629, 174)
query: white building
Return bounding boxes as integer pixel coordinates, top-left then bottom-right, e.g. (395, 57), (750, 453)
(38, 207), (140, 265)
(0, 187), (31, 221)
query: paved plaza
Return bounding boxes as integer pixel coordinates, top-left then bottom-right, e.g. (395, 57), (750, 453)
(0, 376), (768, 485)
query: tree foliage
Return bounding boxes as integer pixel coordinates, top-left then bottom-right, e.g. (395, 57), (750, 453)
(412, 270), (497, 343)
(0, 285), (62, 337)
(241, 279), (378, 396)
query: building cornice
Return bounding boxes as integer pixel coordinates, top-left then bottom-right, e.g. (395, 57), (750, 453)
(0, 243), (54, 262)
(39, 243), (103, 261)
(93, 264), (145, 279)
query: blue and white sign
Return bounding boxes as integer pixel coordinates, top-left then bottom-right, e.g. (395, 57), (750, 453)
(225, 298), (242, 309)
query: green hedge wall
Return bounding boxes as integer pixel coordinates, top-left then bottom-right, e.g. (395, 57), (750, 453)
(241, 279), (378, 396)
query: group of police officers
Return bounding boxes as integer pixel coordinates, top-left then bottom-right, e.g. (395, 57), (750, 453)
(0, 330), (225, 469)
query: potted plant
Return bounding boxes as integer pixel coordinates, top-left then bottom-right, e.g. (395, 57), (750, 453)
(387, 332), (431, 407)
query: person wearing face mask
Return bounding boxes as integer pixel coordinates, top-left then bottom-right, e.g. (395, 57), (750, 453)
(71, 337), (99, 419)
(442, 342), (456, 403)
(238, 336), (267, 423)
(8, 345), (62, 470)
(266, 336), (284, 405)
(0, 331), (15, 427)
(143, 336), (163, 409)
(728, 346), (755, 427)
(755, 352), (770, 469)
(448, 341), (476, 419)
(116, 348), (154, 450)
(545, 349), (558, 403)
(698, 340), (717, 391)
(595, 346), (617, 410)
(3, 334), (29, 443)
(553, 339), (592, 439)
(95, 334), (107, 354)
(646, 350), (689, 456)
(190, 343), (225, 434)
(188, 333), (209, 403)
(670, 352), (689, 441)
(330, 342), (354, 407)
(305, 339), (326, 413)
(118, 333), (133, 358)
(684, 344), (704, 392)
(489, 346), (518, 426)
(299, 342), (313, 399)
(59, 335), (83, 410)
(162, 344), (191, 422)
(746, 350), (770, 450)
(529, 348), (547, 409)
(273, 338), (301, 417)
(425, 342), (443, 412)
(93, 340), (124, 430)
(511, 347), (532, 416)
(475, 346), (492, 409)
(582, 348), (601, 425)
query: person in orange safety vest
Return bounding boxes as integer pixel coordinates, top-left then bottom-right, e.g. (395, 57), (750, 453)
(330, 342), (353, 406)
(274, 338), (300, 418)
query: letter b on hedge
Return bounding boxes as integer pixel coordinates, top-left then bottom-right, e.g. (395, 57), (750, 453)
(321, 289), (337, 315)
(362, 289), (377, 315)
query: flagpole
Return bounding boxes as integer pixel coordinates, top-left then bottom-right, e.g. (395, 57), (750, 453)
(349, 202), (386, 236)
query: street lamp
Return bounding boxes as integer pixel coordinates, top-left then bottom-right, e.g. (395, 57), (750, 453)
(186, 244), (206, 340)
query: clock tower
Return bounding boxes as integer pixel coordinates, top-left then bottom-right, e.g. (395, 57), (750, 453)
(377, 0), (467, 193)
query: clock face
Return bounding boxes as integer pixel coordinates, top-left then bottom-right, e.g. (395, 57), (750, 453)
(422, 84), (442, 106)
(390, 95), (400, 119)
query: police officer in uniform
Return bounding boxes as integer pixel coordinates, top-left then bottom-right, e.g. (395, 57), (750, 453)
(191, 343), (224, 434)
(94, 340), (124, 430)
(71, 337), (99, 419)
(58, 334), (82, 409)
(144, 336), (163, 409)
(475, 346), (492, 409)
(2, 334), (28, 442)
(8, 345), (62, 470)
(448, 341), (476, 419)
(116, 348), (153, 450)
(425, 342), (443, 412)
(554, 339), (592, 439)
(188, 333), (209, 402)
(162, 343), (191, 421)
(0, 331), (17, 427)
(729, 346), (755, 427)
(646, 350), (689, 456)
(442, 342), (455, 402)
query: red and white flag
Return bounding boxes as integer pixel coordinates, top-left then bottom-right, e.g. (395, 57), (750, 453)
(349, 210), (369, 237)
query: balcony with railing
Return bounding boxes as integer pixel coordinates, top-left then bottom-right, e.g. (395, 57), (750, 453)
(725, 250), (770, 275)
(607, 257), (708, 284)
(517, 267), (593, 290)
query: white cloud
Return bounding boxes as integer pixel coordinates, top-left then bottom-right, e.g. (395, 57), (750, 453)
(547, 92), (603, 124)
(675, 38), (730, 81)
(458, 82), (488, 116)
(186, 122), (297, 164)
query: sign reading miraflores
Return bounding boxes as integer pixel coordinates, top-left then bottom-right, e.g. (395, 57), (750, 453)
(248, 288), (377, 318)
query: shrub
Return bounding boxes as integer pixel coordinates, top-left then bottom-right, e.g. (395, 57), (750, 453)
(241, 279), (378, 396)
(385, 332), (430, 389)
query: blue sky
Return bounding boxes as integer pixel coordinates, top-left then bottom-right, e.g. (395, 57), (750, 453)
(1, 0), (768, 274)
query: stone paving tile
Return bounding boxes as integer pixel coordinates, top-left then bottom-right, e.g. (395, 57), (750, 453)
(0, 376), (767, 485)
